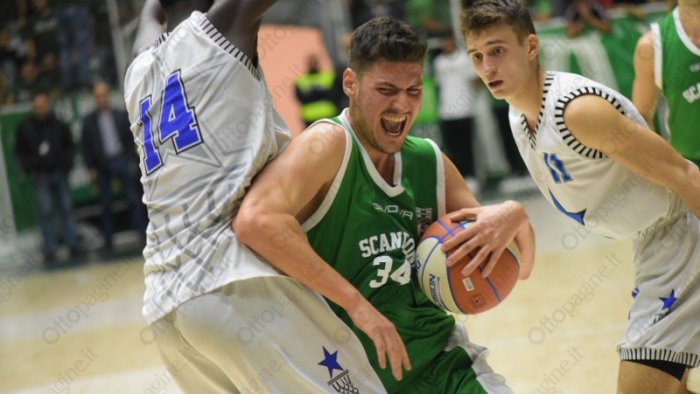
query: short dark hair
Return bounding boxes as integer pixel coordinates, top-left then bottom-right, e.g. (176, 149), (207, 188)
(460, 0), (536, 43)
(348, 17), (427, 73)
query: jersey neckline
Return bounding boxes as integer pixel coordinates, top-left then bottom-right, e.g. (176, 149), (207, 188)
(338, 110), (405, 197)
(519, 71), (554, 149)
(673, 7), (700, 56)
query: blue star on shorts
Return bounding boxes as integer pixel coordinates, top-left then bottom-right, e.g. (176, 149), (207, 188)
(318, 346), (344, 379)
(659, 289), (677, 310)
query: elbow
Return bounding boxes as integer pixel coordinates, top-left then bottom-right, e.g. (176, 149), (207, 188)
(232, 205), (260, 247)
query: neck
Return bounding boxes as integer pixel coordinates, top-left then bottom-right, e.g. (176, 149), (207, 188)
(679, 3), (700, 39)
(506, 66), (546, 123)
(164, 2), (205, 32)
(348, 109), (395, 183)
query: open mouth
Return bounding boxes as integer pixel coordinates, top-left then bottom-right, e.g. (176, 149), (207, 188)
(488, 80), (503, 89)
(380, 115), (407, 136)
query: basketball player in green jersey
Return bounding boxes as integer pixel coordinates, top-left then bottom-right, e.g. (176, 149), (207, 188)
(633, 0), (700, 168)
(235, 17), (535, 393)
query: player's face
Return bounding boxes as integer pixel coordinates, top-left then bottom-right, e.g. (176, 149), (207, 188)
(345, 60), (423, 156)
(466, 24), (538, 100)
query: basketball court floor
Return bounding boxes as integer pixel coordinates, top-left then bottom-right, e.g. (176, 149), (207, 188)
(1, 178), (698, 393)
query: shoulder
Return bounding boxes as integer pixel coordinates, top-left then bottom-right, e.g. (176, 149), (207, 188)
(404, 135), (439, 159)
(292, 120), (348, 161)
(635, 31), (655, 57)
(562, 94), (620, 134)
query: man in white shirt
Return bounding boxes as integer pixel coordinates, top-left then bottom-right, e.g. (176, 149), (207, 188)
(433, 34), (480, 179)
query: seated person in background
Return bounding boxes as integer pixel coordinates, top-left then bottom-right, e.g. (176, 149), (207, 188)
(565, 0), (612, 37)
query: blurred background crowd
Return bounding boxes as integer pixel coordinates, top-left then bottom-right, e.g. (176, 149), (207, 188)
(0, 0), (679, 269)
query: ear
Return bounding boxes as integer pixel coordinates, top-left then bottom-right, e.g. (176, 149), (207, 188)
(526, 34), (540, 61)
(343, 68), (356, 97)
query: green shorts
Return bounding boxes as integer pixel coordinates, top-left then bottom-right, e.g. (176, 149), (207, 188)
(400, 325), (513, 394)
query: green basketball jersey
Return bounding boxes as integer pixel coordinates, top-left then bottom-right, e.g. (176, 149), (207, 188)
(304, 112), (455, 392)
(653, 8), (700, 167)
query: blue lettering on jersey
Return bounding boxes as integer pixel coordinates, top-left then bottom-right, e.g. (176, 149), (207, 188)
(140, 69), (203, 173)
(544, 152), (573, 183)
(549, 189), (586, 225)
(139, 96), (162, 174)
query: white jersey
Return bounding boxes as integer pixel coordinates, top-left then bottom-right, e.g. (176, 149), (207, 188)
(124, 11), (290, 323)
(509, 71), (674, 239)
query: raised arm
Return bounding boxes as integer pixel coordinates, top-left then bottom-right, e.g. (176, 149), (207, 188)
(632, 31), (660, 130)
(564, 95), (700, 219)
(233, 123), (411, 381)
(207, 0), (279, 62)
(440, 154), (535, 279)
(132, 0), (165, 58)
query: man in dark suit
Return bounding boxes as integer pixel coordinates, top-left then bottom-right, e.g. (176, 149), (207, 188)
(14, 92), (79, 265)
(81, 82), (145, 250)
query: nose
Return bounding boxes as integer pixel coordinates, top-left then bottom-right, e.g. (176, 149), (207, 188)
(392, 91), (414, 113)
(482, 57), (497, 77)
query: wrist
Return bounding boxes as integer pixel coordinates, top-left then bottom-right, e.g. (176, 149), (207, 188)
(338, 288), (367, 313)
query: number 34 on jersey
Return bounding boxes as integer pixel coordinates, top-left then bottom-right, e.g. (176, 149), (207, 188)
(358, 231), (416, 289)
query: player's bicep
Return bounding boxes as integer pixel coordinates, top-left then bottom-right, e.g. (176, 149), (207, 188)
(564, 96), (688, 190)
(632, 32), (659, 127)
(443, 153), (480, 213)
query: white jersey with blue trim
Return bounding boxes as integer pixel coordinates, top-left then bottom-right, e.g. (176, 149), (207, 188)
(509, 71), (672, 239)
(124, 11), (290, 323)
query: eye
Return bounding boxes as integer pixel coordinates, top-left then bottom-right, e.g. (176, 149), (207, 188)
(407, 88), (422, 96)
(377, 87), (395, 95)
(471, 53), (482, 62)
(492, 47), (505, 56)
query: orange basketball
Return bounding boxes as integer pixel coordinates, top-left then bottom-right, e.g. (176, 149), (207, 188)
(416, 216), (521, 315)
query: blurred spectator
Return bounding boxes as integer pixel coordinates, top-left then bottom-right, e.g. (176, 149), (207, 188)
(81, 83), (146, 251)
(550, 0), (569, 18)
(11, 60), (56, 103)
(0, 27), (22, 102)
(528, 0), (552, 22)
(14, 92), (79, 266)
(565, 0), (612, 37)
(349, 0), (404, 28)
(612, 0), (657, 20)
(433, 34), (479, 179)
(54, 0), (92, 91)
(0, 0), (27, 26)
(24, 0), (61, 79)
(406, 0), (452, 38)
(92, 0), (118, 87)
(295, 54), (338, 128)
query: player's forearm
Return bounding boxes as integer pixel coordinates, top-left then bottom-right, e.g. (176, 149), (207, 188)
(233, 211), (366, 311)
(676, 163), (700, 220)
(514, 223), (535, 280)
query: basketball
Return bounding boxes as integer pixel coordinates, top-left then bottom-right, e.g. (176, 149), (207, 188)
(416, 217), (521, 315)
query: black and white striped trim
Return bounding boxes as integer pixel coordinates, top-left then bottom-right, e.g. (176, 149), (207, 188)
(154, 32), (170, 48)
(619, 348), (700, 368)
(553, 87), (624, 159)
(198, 16), (261, 80)
(520, 72), (554, 149)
